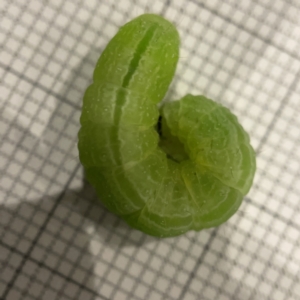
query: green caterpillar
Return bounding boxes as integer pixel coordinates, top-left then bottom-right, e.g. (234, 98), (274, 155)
(78, 14), (256, 237)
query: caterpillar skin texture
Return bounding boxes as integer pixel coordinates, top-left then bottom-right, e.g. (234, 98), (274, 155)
(78, 14), (256, 238)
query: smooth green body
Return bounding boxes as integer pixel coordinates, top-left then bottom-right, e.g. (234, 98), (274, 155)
(78, 14), (256, 237)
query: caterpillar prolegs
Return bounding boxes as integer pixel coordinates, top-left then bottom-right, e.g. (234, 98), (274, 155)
(78, 14), (256, 237)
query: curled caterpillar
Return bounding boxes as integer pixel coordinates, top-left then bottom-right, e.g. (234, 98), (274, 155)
(78, 14), (256, 237)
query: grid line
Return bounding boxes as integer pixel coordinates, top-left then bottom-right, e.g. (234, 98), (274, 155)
(256, 68), (300, 153)
(0, 244), (105, 300)
(1, 163), (80, 299)
(191, 0), (300, 61)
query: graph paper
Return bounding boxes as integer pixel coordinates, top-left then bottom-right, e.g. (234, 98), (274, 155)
(1, 0), (300, 299)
